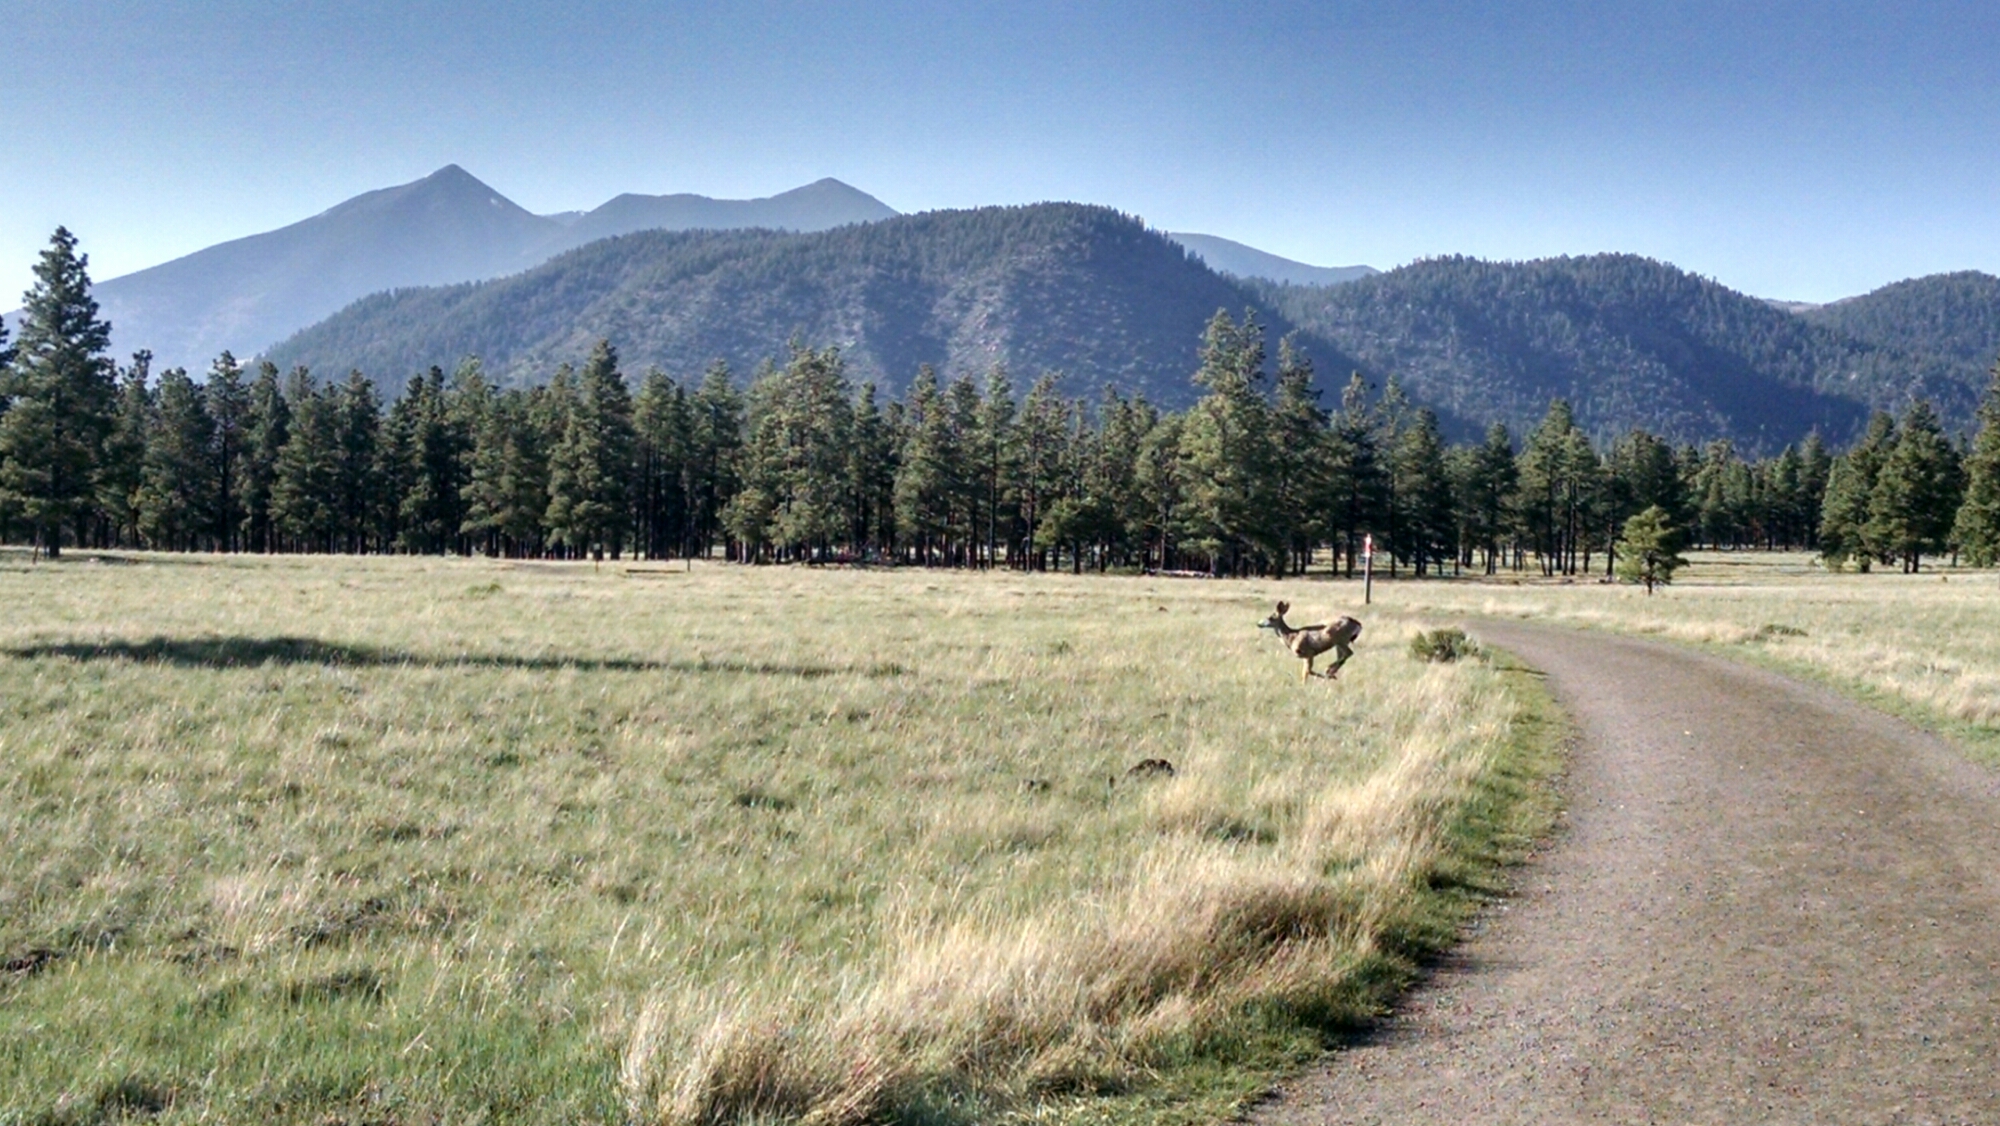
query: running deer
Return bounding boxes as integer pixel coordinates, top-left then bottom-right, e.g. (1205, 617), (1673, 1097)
(1258, 601), (1362, 681)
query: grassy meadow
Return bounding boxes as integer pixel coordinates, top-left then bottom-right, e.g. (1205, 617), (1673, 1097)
(0, 552), (1561, 1125)
(1380, 551), (2000, 765)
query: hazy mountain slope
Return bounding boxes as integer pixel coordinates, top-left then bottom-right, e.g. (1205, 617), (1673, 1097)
(83, 169), (899, 372)
(550, 178), (897, 250)
(92, 166), (560, 372)
(1168, 232), (1377, 286)
(1258, 254), (1914, 452)
(1796, 271), (2000, 382)
(265, 204), (1366, 407)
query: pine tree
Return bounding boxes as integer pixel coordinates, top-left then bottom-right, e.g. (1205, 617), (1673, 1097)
(631, 367), (689, 560)
(1797, 432), (1833, 549)
(462, 387), (549, 557)
(1614, 505), (1687, 594)
(135, 367), (215, 550)
(1604, 428), (1684, 570)
(334, 372), (383, 552)
(1375, 375), (1415, 574)
(1033, 399), (1097, 573)
(1088, 391), (1152, 569)
(546, 340), (637, 559)
(1866, 400), (1962, 572)
(974, 366), (1018, 568)
(688, 361), (743, 557)
(239, 362), (291, 553)
(725, 346), (851, 560)
(1269, 335), (1329, 576)
(1766, 444), (1806, 548)
(1178, 309), (1277, 574)
(1819, 412), (1896, 570)
(389, 365), (473, 554)
(1692, 440), (1737, 549)
(848, 382), (898, 558)
(1328, 373), (1384, 577)
(1394, 408), (1456, 575)
(1953, 364), (2000, 567)
(894, 365), (956, 563)
(0, 228), (116, 557)
(1015, 373), (1069, 570)
(1457, 422), (1517, 573)
(98, 352), (152, 548)
(1518, 400), (1581, 574)
(1134, 412), (1185, 571)
(272, 371), (340, 551)
(205, 351), (250, 551)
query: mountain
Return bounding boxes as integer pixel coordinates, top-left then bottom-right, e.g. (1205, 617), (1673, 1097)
(265, 204), (1365, 408)
(91, 166), (554, 374)
(548, 178), (897, 251)
(1794, 271), (2000, 384)
(82, 167), (900, 371)
(1254, 254), (1970, 452)
(265, 212), (1942, 453)
(1168, 232), (1377, 287)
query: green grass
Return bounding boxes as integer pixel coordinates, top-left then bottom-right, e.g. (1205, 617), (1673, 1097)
(0, 552), (1563, 1124)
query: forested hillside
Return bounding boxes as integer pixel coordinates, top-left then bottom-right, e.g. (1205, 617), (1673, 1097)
(9, 228), (2000, 578)
(271, 219), (1990, 454)
(1798, 271), (2000, 401)
(1258, 254), (1984, 450)
(266, 204), (1356, 408)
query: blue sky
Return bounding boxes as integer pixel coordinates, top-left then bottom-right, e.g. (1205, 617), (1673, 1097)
(3, 1), (1995, 306)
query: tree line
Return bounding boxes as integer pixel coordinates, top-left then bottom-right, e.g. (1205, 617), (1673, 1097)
(5, 228), (1999, 575)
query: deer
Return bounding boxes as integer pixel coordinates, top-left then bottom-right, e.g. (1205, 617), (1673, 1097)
(1258, 601), (1362, 682)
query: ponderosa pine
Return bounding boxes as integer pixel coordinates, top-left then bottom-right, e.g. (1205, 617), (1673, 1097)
(0, 228), (116, 557)
(1951, 364), (2000, 566)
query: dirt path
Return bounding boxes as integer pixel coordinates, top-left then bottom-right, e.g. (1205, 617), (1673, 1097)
(1252, 620), (2000, 1125)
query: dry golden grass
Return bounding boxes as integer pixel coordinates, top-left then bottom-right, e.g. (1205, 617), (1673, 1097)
(1382, 552), (2000, 759)
(0, 551), (1555, 1124)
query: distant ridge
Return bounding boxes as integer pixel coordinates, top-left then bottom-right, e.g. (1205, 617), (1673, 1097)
(1793, 271), (2000, 382)
(1168, 232), (1376, 287)
(265, 203), (1366, 411)
(550, 178), (897, 251)
(266, 212), (1977, 452)
(1254, 253), (1978, 449)
(82, 167), (900, 371)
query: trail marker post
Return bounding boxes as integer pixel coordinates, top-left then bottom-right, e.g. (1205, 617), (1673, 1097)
(1363, 533), (1375, 605)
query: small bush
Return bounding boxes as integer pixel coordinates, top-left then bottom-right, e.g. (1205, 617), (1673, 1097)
(1409, 628), (1483, 664)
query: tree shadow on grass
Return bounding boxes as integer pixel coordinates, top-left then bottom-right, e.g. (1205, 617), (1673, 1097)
(2, 636), (905, 679)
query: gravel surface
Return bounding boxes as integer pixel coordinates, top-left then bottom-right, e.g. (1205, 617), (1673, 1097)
(1250, 620), (2000, 1126)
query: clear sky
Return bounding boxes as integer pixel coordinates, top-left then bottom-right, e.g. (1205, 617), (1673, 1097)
(3, 1), (1995, 305)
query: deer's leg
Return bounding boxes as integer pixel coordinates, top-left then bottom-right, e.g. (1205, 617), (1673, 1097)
(1328, 643), (1352, 679)
(1302, 656), (1314, 682)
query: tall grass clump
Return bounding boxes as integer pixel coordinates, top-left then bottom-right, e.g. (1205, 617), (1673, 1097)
(619, 662), (1527, 1124)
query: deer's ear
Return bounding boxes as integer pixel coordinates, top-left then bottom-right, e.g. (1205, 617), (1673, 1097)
(1275, 601), (1290, 615)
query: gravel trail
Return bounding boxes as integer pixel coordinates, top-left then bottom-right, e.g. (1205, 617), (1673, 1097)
(1251, 620), (2000, 1125)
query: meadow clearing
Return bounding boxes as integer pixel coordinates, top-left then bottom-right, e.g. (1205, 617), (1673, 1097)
(1387, 552), (2000, 766)
(0, 552), (1560, 1125)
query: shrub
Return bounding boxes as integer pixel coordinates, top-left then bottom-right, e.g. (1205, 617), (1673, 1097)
(1409, 628), (1482, 663)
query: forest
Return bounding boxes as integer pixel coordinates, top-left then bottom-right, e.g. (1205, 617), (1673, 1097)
(7, 228), (2000, 576)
